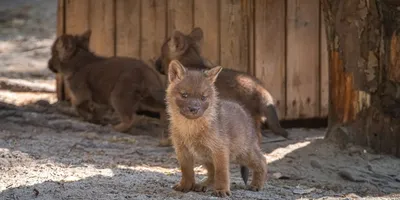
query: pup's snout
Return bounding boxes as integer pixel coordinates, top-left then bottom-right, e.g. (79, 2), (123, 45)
(47, 59), (58, 73)
(188, 106), (200, 114)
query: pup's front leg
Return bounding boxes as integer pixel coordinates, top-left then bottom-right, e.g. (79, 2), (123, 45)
(173, 144), (196, 192)
(74, 100), (94, 121)
(88, 102), (108, 125)
(158, 110), (172, 147)
(68, 84), (94, 122)
(212, 149), (231, 197)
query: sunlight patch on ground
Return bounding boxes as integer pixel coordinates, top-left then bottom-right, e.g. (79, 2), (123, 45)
(1, 166), (115, 192)
(0, 90), (56, 105)
(116, 164), (208, 176)
(0, 149), (115, 192)
(265, 141), (311, 163)
(0, 41), (16, 53)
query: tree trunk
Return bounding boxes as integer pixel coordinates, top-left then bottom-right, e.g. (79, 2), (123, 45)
(322, 0), (400, 157)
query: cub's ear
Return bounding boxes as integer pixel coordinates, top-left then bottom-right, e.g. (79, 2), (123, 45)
(154, 57), (165, 75)
(168, 60), (186, 83)
(204, 66), (223, 83)
(56, 36), (76, 61)
(189, 27), (203, 43)
(78, 29), (92, 49)
(168, 30), (187, 54)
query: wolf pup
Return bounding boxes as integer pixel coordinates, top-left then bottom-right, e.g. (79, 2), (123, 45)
(48, 30), (167, 135)
(166, 60), (268, 197)
(155, 27), (289, 144)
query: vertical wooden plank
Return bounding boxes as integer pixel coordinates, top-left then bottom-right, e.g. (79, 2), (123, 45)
(286, 0), (320, 119)
(320, 5), (329, 117)
(194, 0), (219, 65)
(65, 0), (89, 34)
(255, 0), (286, 119)
(64, 0), (90, 102)
(167, 0), (194, 36)
(220, 0), (250, 73)
(240, 0), (254, 74)
(89, 0), (115, 57)
(247, 0), (255, 76)
(57, 0), (65, 36)
(56, 0), (65, 101)
(141, 0), (167, 66)
(116, 0), (141, 58)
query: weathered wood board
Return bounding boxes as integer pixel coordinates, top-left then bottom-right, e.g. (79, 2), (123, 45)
(254, 0), (286, 118)
(116, 0), (141, 58)
(58, 0), (328, 120)
(286, 0), (320, 119)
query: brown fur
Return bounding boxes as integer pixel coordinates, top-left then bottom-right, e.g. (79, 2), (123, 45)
(48, 30), (168, 136)
(155, 27), (289, 145)
(166, 60), (268, 197)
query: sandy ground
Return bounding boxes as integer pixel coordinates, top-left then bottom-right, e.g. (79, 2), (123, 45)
(1, 1), (400, 200)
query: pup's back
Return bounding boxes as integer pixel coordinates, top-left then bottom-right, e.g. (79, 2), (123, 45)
(217, 100), (260, 164)
(217, 100), (259, 157)
(84, 57), (164, 106)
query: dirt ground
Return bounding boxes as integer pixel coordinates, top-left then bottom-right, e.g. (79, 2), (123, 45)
(1, 1), (400, 200)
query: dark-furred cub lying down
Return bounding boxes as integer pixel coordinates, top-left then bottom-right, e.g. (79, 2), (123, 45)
(48, 30), (167, 134)
(155, 27), (289, 144)
(166, 60), (268, 198)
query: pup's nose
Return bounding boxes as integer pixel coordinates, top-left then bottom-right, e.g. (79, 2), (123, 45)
(188, 106), (199, 114)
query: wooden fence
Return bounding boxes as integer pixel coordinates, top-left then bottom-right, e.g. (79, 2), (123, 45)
(57, 0), (329, 120)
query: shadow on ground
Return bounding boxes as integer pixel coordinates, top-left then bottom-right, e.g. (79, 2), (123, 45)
(1, 100), (400, 199)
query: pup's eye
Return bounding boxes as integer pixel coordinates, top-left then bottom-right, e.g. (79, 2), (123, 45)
(201, 95), (207, 101)
(181, 93), (188, 98)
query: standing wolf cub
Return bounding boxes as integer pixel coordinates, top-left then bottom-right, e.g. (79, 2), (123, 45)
(48, 30), (167, 133)
(166, 60), (268, 197)
(155, 27), (289, 144)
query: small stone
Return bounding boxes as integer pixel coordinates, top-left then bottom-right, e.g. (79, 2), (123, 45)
(338, 170), (366, 182)
(310, 160), (322, 169)
(344, 193), (362, 198)
(348, 146), (363, 156)
(0, 158), (10, 167)
(81, 132), (99, 139)
(395, 175), (400, 182)
(293, 187), (316, 195)
(272, 172), (282, 179)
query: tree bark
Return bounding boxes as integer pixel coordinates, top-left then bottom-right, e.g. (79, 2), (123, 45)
(322, 0), (400, 157)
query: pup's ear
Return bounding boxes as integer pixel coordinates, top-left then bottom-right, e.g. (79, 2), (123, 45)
(154, 57), (165, 75)
(79, 29), (92, 49)
(168, 60), (186, 83)
(168, 30), (187, 54)
(56, 36), (76, 61)
(189, 27), (203, 43)
(204, 66), (223, 83)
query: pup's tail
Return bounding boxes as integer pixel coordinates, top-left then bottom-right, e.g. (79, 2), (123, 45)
(240, 165), (249, 185)
(258, 88), (289, 139)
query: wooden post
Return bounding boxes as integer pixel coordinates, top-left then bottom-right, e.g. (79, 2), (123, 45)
(56, 0), (65, 101)
(323, 0), (400, 157)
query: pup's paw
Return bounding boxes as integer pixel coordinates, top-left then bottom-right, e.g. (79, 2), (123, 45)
(172, 182), (193, 193)
(213, 189), (231, 197)
(193, 183), (208, 192)
(247, 184), (263, 192)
